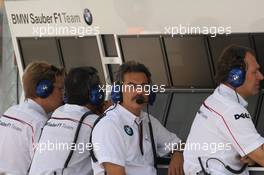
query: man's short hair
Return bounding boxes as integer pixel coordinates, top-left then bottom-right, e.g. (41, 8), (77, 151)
(116, 61), (152, 83)
(215, 45), (256, 84)
(22, 61), (64, 99)
(65, 66), (100, 106)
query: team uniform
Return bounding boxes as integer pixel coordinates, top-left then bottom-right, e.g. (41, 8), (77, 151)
(92, 104), (181, 175)
(184, 84), (264, 175)
(0, 99), (48, 175)
(29, 104), (98, 175)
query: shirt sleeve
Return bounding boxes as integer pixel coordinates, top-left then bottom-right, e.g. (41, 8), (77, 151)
(218, 106), (264, 156)
(92, 118), (126, 167)
(150, 116), (182, 157)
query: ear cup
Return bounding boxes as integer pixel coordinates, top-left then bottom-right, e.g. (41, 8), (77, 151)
(111, 83), (123, 103)
(148, 90), (156, 105)
(35, 79), (54, 98)
(227, 67), (245, 88)
(89, 86), (105, 106)
(63, 90), (68, 104)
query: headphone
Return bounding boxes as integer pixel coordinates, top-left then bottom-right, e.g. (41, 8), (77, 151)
(89, 85), (105, 106)
(64, 86), (104, 106)
(226, 67), (245, 88)
(226, 48), (247, 88)
(84, 67), (105, 106)
(35, 79), (54, 98)
(64, 67), (105, 106)
(35, 65), (63, 98)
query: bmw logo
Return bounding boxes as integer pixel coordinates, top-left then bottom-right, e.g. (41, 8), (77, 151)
(83, 8), (93, 25)
(124, 125), (133, 136)
(42, 85), (48, 90)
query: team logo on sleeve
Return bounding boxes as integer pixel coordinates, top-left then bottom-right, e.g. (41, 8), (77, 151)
(234, 113), (250, 120)
(124, 125), (133, 136)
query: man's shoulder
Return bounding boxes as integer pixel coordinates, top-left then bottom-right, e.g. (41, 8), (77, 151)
(94, 110), (120, 130)
(206, 92), (237, 112)
(52, 106), (99, 128)
(206, 93), (250, 121)
(2, 104), (47, 131)
(3, 104), (20, 115)
(53, 105), (99, 119)
(4, 104), (34, 121)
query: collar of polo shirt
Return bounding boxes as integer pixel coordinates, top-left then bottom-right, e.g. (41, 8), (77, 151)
(63, 104), (89, 113)
(217, 84), (248, 108)
(26, 98), (47, 117)
(116, 104), (147, 126)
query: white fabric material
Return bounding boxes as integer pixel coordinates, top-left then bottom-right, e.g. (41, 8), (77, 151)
(184, 84), (264, 175)
(92, 104), (181, 175)
(29, 104), (98, 175)
(0, 99), (48, 175)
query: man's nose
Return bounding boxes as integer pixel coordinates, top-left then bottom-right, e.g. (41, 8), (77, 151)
(136, 90), (144, 96)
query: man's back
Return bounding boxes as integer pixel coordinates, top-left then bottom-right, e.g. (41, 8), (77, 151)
(0, 99), (48, 175)
(29, 104), (98, 175)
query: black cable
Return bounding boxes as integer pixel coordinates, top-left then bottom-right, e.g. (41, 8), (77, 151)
(198, 157), (210, 175)
(226, 164), (248, 174)
(90, 103), (118, 162)
(93, 103), (118, 128)
(103, 103), (118, 116)
(62, 111), (93, 175)
(234, 88), (240, 104)
(206, 157), (248, 174)
(147, 105), (158, 172)
(206, 157), (226, 168)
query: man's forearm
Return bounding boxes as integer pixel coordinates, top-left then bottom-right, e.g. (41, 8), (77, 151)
(248, 144), (264, 167)
(103, 162), (126, 175)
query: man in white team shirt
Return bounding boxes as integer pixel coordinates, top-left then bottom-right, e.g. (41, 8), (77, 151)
(29, 67), (105, 175)
(92, 61), (184, 175)
(0, 61), (65, 175)
(184, 45), (264, 175)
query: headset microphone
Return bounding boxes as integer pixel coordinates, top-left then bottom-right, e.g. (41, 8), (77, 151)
(135, 95), (145, 104)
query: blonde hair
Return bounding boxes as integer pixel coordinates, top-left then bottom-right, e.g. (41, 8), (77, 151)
(22, 61), (64, 98)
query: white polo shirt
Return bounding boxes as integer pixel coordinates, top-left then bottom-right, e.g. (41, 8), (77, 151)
(29, 104), (98, 175)
(184, 84), (264, 175)
(0, 99), (48, 175)
(92, 104), (181, 175)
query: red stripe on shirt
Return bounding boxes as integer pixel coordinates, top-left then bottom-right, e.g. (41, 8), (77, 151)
(1, 114), (35, 148)
(50, 117), (93, 128)
(203, 102), (247, 156)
